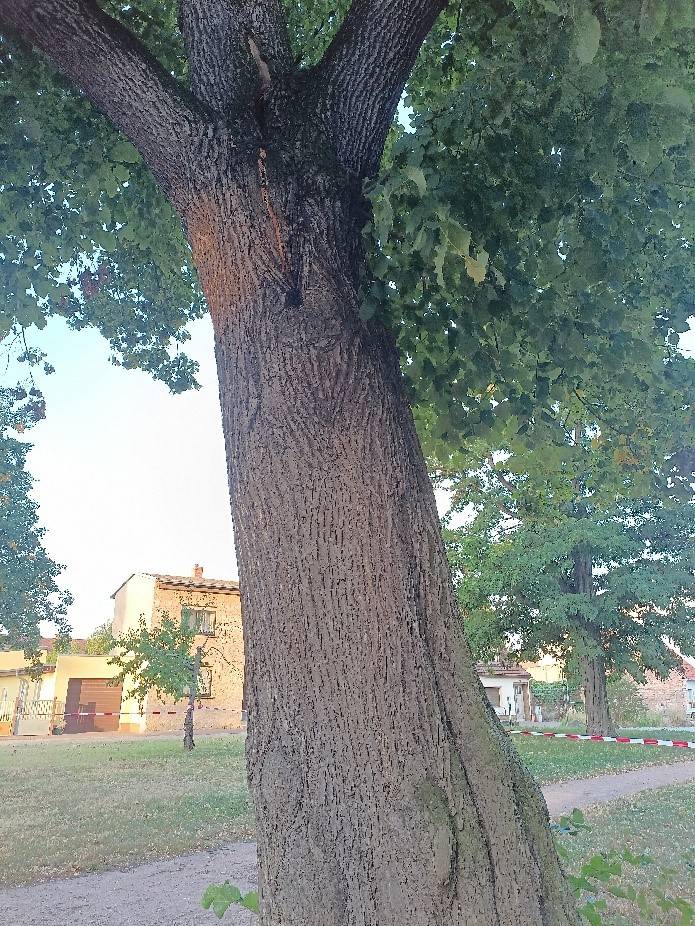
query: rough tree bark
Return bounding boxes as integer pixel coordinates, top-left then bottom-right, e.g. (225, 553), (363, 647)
(572, 550), (616, 738)
(1, 2), (581, 923)
(183, 645), (203, 751)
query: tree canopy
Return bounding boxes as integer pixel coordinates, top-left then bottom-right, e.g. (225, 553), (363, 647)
(109, 615), (199, 707)
(0, 382), (71, 652)
(442, 410), (695, 720)
(373, 0), (694, 443)
(1, 0), (692, 417)
(0, 0), (690, 700)
(2, 1), (692, 654)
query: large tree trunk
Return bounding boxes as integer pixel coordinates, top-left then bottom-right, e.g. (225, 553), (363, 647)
(572, 551), (616, 738)
(0, 2), (577, 923)
(185, 153), (579, 925)
(580, 648), (616, 738)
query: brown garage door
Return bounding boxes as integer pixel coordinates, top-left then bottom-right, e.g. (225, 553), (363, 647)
(64, 678), (123, 733)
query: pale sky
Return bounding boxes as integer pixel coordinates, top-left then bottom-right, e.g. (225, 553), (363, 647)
(20, 315), (695, 640)
(25, 315), (236, 638)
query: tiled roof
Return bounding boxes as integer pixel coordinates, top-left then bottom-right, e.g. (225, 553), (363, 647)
(154, 574), (240, 593)
(476, 662), (532, 680)
(111, 571), (240, 598)
(664, 643), (695, 682)
(40, 636), (87, 652)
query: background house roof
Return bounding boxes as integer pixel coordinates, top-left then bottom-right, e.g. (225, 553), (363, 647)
(111, 565), (239, 599)
(476, 663), (532, 680)
(154, 574), (240, 594)
(40, 636), (87, 653)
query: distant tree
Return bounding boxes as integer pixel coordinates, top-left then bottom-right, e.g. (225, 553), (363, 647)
(85, 620), (116, 655)
(108, 611), (237, 750)
(44, 633), (78, 664)
(443, 411), (695, 736)
(0, 385), (71, 654)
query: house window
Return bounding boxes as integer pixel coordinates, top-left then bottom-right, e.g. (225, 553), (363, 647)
(686, 681), (695, 711)
(181, 608), (216, 636)
(198, 667), (213, 699)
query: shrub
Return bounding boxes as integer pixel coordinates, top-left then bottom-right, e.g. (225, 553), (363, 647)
(607, 675), (648, 726)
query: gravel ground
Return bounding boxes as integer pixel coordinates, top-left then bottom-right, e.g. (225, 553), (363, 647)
(4, 760), (694, 926)
(1, 842), (259, 926)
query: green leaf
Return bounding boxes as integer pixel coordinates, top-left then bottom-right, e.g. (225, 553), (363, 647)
(569, 808), (586, 827)
(639, 0), (668, 41)
(465, 249), (489, 285)
(359, 299), (377, 321)
(374, 193), (394, 243)
(574, 8), (601, 64)
(110, 140), (141, 163)
(661, 86), (693, 114)
(580, 900), (604, 926)
(241, 891), (260, 913)
(201, 882), (242, 919)
(434, 242), (447, 288)
(444, 220), (471, 258)
(402, 165), (427, 196)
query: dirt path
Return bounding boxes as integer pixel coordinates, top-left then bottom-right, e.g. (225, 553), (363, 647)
(1, 842), (259, 926)
(542, 756), (695, 816)
(3, 761), (694, 926)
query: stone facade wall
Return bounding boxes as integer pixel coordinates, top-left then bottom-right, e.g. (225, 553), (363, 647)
(143, 583), (245, 733)
(640, 669), (687, 722)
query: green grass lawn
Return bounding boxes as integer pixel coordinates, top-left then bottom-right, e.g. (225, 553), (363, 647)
(558, 784), (695, 925)
(0, 736), (253, 887)
(514, 728), (695, 784)
(0, 730), (692, 889)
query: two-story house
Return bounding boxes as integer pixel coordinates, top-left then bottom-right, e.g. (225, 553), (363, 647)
(110, 564), (244, 733)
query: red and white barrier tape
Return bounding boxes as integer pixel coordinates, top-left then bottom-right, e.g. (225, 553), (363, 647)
(53, 706), (239, 718)
(510, 729), (695, 749)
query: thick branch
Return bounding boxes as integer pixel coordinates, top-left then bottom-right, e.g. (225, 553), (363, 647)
(315, 0), (446, 176)
(0, 0), (199, 194)
(179, 0), (292, 117)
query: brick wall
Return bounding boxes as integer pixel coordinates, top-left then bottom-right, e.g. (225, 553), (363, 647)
(143, 583), (245, 733)
(641, 669), (687, 722)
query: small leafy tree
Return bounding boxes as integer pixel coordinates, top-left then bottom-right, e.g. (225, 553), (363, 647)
(110, 615), (204, 750)
(606, 675), (649, 728)
(85, 620), (116, 655)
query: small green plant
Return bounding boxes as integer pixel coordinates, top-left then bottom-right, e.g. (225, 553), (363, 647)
(199, 814), (694, 924)
(202, 882), (259, 918)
